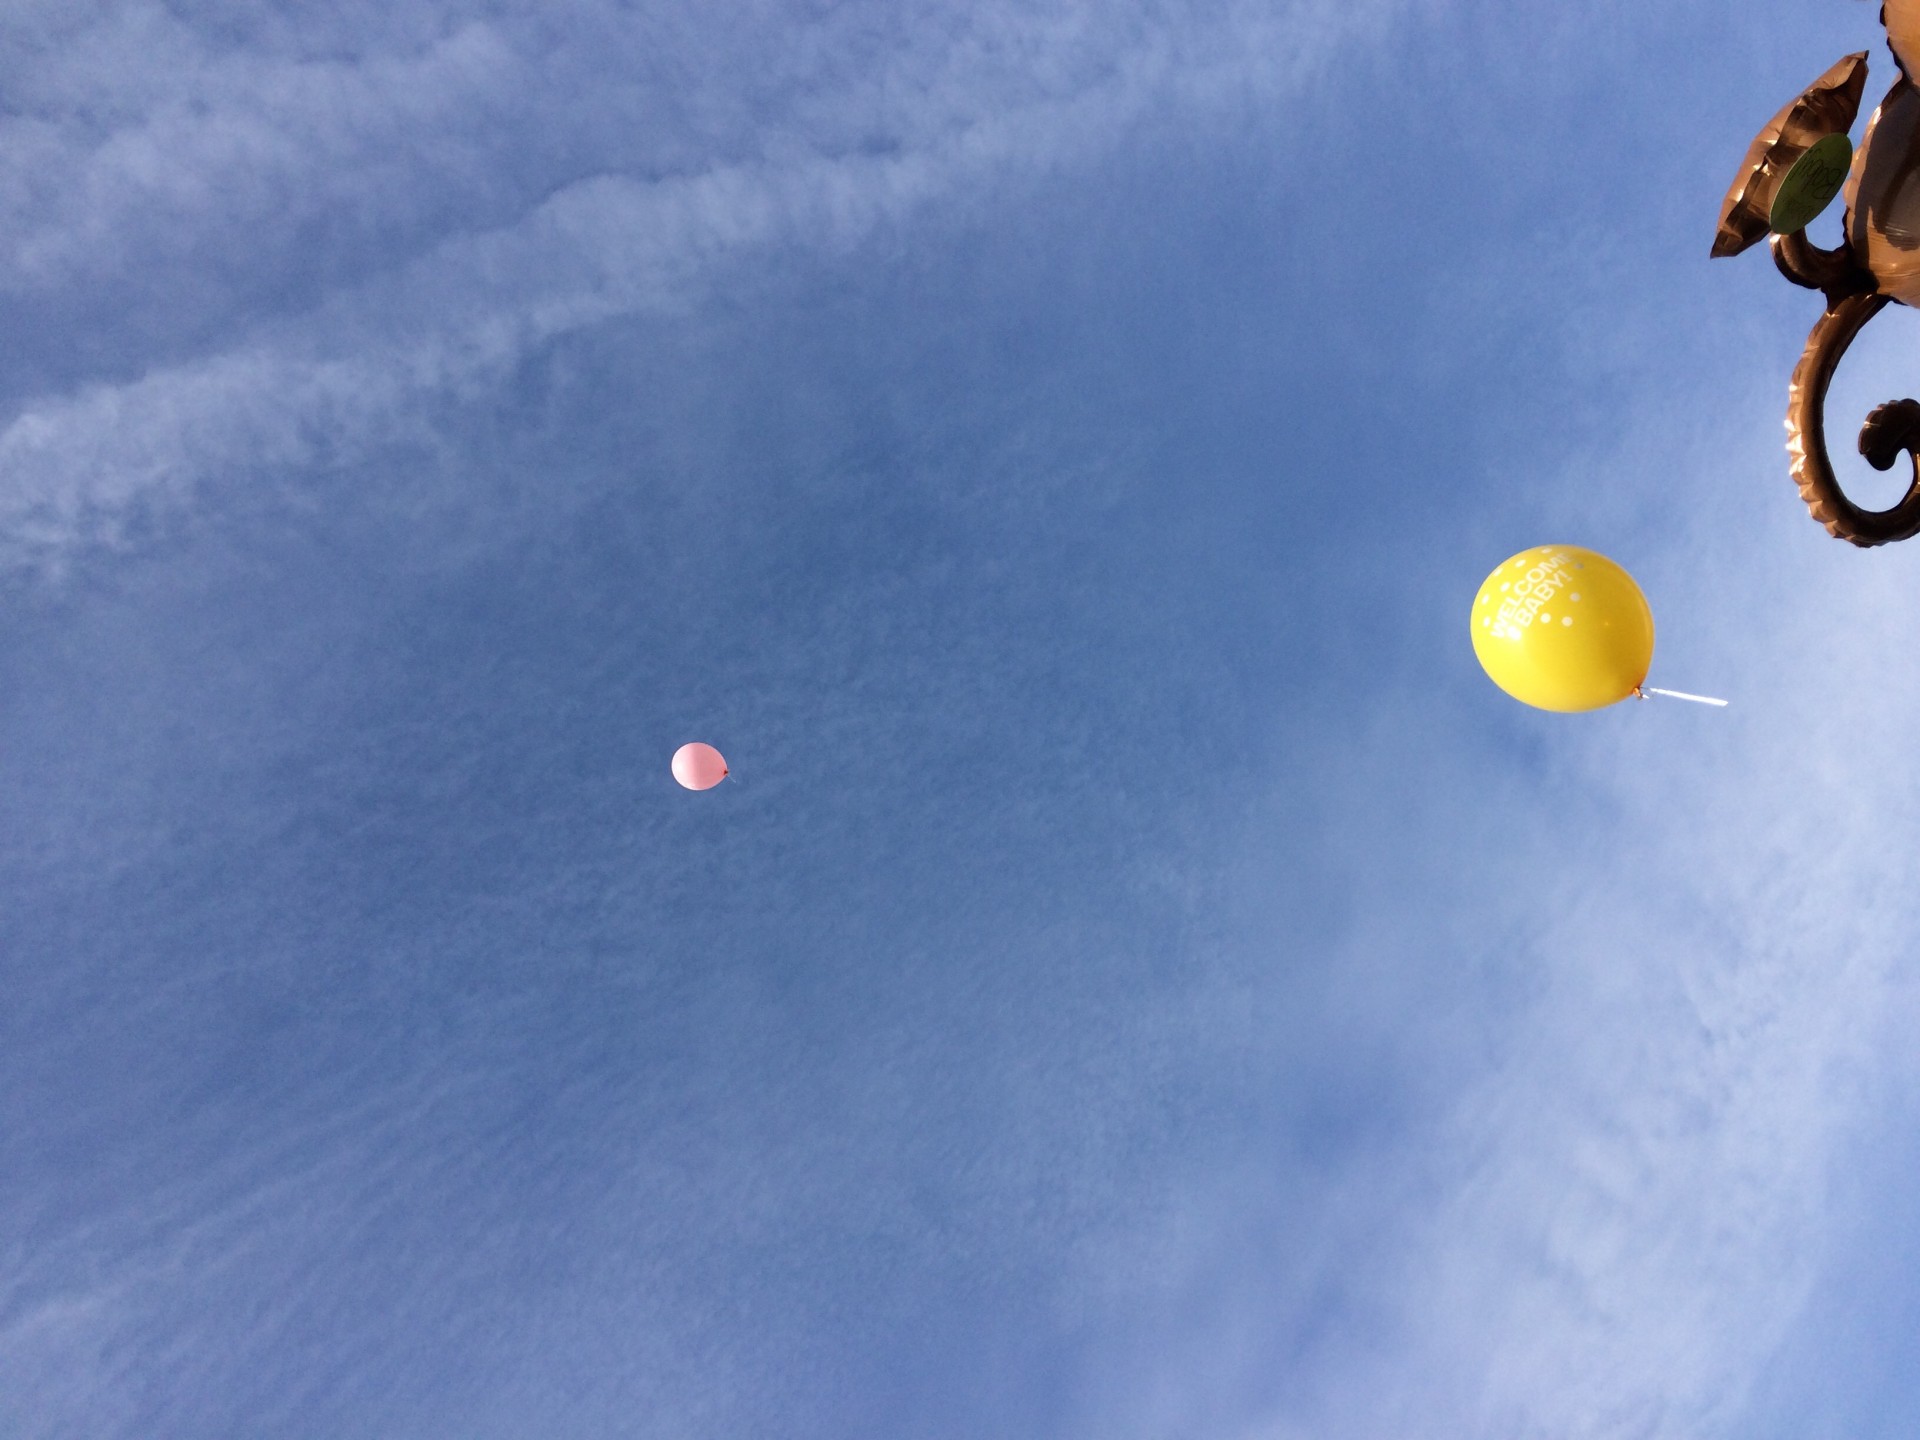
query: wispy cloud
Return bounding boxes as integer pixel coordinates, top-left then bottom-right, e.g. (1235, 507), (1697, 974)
(0, 0), (1399, 576)
(13, 4), (1913, 1437)
(1053, 309), (1920, 1436)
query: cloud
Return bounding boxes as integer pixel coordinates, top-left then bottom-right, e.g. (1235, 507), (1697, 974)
(14, 5), (1914, 1437)
(1046, 293), (1920, 1436)
(0, 0), (1400, 578)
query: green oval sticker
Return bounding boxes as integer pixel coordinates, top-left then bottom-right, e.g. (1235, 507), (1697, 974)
(1770, 132), (1853, 235)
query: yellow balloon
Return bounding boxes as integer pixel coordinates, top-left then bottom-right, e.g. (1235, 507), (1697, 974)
(1470, 545), (1654, 712)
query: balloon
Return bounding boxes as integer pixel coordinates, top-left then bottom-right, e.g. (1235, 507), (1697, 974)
(672, 742), (729, 790)
(1470, 545), (1654, 712)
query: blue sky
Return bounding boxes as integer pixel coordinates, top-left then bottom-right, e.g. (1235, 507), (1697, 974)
(6, 1), (1920, 1436)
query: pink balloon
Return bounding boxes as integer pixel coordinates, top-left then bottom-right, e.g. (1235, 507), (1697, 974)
(672, 742), (729, 791)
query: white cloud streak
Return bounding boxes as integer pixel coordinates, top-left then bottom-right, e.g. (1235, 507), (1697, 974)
(0, 0), (1399, 576)
(15, 4), (1913, 1436)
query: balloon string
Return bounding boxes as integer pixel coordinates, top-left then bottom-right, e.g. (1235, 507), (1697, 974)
(1635, 686), (1729, 708)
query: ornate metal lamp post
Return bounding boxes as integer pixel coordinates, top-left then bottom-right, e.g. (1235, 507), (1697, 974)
(1717, 6), (1920, 545)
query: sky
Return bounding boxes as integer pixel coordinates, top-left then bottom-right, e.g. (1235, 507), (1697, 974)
(6, 1), (1920, 1436)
